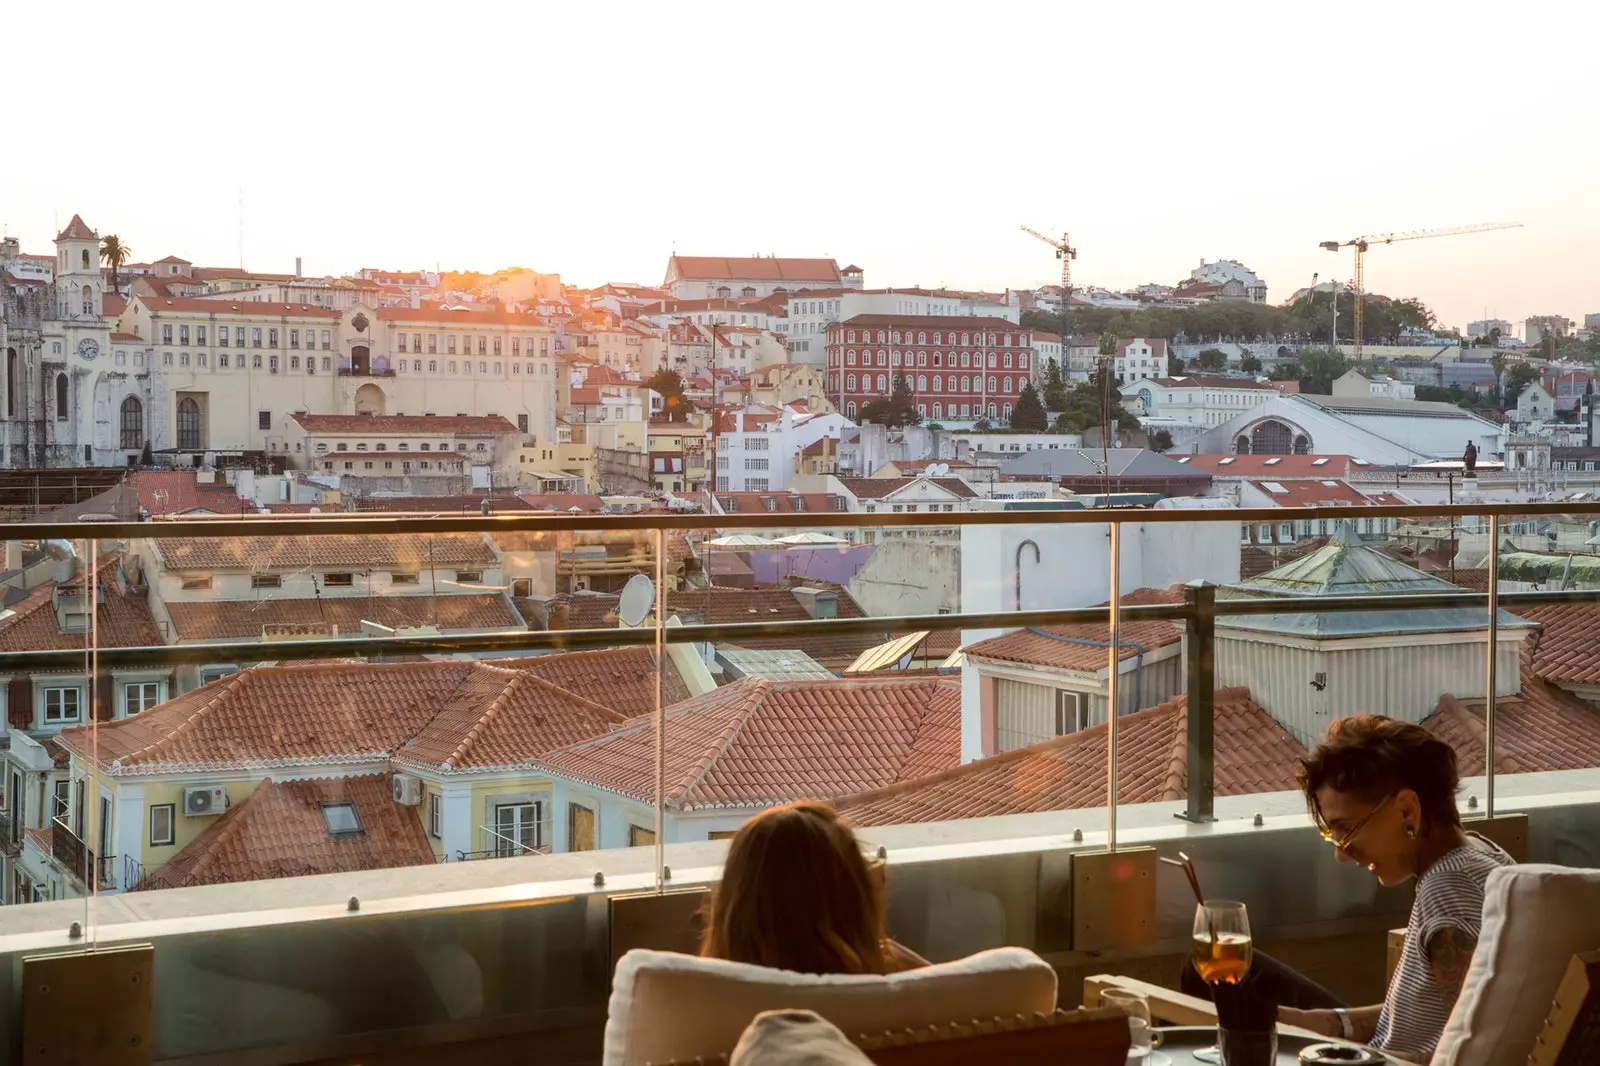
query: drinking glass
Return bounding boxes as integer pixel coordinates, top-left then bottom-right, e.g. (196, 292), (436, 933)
(1190, 900), (1253, 1064)
(1099, 987), (1155, 1063)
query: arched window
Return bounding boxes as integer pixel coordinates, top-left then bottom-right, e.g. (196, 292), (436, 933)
(933, 375), (942, 391)
(1003, 403), (1013, 420)
(1248, 419), (1300, 454)
(81, 249), (90, 270)
(961, 376), (970, 392)
(847, 330), (856, 343)
(120, 396), (143, 449)
(877, 374), (887, 392)
(933, 403), (943, 418)
(1003, 376), (1012, 392)
(55, 374), (68, 419)
(987, 403), (997, 418)
(988, 376), (997, 392)
(916, 375), (927, 390)
(5, 348), (17, 417)
(177, 396), (201, 450)
(847, 374), (856, 391)
(846, 402), (857, 419)
(81, 285), (93, 315)
(1234, 435), (1250, 454)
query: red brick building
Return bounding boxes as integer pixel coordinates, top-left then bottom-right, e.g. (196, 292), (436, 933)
(824, 315), (1032, 424)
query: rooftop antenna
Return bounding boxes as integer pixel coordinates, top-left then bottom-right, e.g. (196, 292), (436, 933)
(237, 188), (244, 269)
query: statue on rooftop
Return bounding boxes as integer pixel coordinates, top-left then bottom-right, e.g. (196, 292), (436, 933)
(1463, 441), (1478, 475)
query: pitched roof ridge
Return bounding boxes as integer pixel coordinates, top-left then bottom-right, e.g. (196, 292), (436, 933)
(168, 777), (276, 883)
(511, 668), (629, 723)
(1160, 694), (1192, 801)
(441, 666), (521, 769)
(675, 678), (768, 805)
(881, 682), (961, 782)
(118, 667), (255, 766)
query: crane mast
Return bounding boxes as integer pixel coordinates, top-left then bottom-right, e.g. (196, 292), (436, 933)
(1020, 225), (1078, 310)
(1318, 222), (1520, 358)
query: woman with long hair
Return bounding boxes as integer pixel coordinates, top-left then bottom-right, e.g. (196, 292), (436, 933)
(701, 802), (926, 975)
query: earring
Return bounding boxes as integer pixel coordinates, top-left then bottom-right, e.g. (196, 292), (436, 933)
(1404, 823), (1416, 839)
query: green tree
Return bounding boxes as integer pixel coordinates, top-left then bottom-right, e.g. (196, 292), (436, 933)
(1268, 362), (1299, 381)
(1295, 347), (1349, 394)
(1167, 352), (1185, 375)
(1239, 352), (1262, 373)
(1150, 429), (1174, 452)
(1097, 333), (1118, 357)
(99, 234), (131, 292)
(1504, 363), (1539, 407)
(1195, 348), (1228, 372)
(1010, 382), (1048, 431)
(1489, 351), (1508, 405)
(860, 373), (922, 426)
(647, 369), (692, 422)
(1042, 357), (1068, 410)
(139, 440), (153, 465)
(972, 416), (994, 432)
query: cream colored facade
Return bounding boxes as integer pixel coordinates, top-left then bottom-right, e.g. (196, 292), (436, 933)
(282, 414), (523, 490)
(731, 362), (836, 414)
(114, 299), (559, 457)
(519, 440), (597, 492)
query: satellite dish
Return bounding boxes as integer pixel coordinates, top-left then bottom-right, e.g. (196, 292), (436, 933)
(618, 573), (656, 628)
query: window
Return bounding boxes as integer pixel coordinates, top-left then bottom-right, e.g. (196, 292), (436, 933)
(391, 572), (419, 585)
(125, 682), (161, 715)
(494, 802), (542, 856)
(428, 793), (442, 838)
(268, 328), (279, 347)
(162, 324), (173, 345)
(320, 802), (363, 836)
(251, 327), (262, 347)
(478, 338), (487, 355)
(257, 410), (271, 431)
(251, 574), (281, 589)
(628, 824), (656, 848)
(176, 396), (201, 450)
(119, 396), (142, 449)
(455, 570), (482, 583)
(428, 334), (437, 353)
(397, 333), (407, 353)
(269, 355), (279, 373)
(569, 803), (596, 851)
(149, 804), (176, 847)
(323, 573), (354, 588)
(493, 337), (502, 356)
(44, 687), (82, 724)
(447, 336), (457, 354)
(412, 333), (421, 352)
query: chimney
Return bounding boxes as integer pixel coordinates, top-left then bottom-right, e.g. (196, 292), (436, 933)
(3, 541), (21, 573)
(791, 586), (837, 620)
(295, 257), (302, 279)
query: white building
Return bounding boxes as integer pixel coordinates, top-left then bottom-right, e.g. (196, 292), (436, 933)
(1331, 368), (1416, 401)
(1193, 393), (1503, 464)
(1467, 318), (1514, 341)
(714, 405), (850, 493)
(1114, 337), (1168, 384)
(1031, 332), (1062, 385)
(284, 413), (523, 492)
(1120, 375), (1279, 427)
(1187, 259), (1268, 304)
(1515, 382), (1556, 426)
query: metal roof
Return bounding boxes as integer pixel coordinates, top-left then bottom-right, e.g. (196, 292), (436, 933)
(845, 631), (932, 674)
(717, 648), (835, 682)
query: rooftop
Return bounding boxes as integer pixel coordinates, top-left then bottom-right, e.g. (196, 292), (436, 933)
(667, 256), (841, 283)
(164, 594), (518, 642)
(965, 619), (1182, 672)
(535, 676), (960, 811)
(838, 688), (1305, 825)
(0, 556), (161, 653)
(289, 414), (518, 435)
(834, 476), (978, 500)
(153, 532), (497, 571)
(1514, 603), (1600, 688)
(489, 647), (691, 719)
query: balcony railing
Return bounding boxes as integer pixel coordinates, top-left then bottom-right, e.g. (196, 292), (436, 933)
(49, 816), (92, 887)
(0, 814), (21, 858)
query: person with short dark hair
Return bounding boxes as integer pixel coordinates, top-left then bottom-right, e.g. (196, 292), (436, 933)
(701, 802), (927, 975)
(1182, 715), (1512, 1062)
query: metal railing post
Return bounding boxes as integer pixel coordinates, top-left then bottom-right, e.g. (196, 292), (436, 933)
(1485, 515), (1500, 817)
(1181, 581), (1216, 824)
(1107, 520), (1121, 852)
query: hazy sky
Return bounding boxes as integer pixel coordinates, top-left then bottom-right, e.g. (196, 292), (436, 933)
(6, 2), (1596, 334)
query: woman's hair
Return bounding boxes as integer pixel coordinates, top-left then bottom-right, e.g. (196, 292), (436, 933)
(1297, 715), (1462, 830)
(701, 802), (887, 975)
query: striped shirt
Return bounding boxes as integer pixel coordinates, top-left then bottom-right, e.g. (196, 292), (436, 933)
(1371, 833), (1512, 1060)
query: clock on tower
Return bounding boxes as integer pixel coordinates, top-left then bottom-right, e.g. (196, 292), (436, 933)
(77, 338), (100, 360)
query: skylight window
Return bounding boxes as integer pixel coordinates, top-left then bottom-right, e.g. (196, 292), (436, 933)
(1311, 458), (1329, 466)
(1320, 480), (1340, 487)
(1352, 458), (1369, 466)
(1263, 457), (1281, 466)
(1218, 457), (1235, 465)
(321, 802), (363, 836)
(1177, 456), (1191, 463)
(1262, 481), (1288, 494)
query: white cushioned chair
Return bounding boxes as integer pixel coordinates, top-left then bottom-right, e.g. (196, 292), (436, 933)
(1431, 863), (1600, 1066)
(603, 946), (1058, 1066)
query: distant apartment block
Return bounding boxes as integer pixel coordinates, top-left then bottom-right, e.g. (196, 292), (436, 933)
(825, 315), (1032, 425)
(661, 255), (861, 301)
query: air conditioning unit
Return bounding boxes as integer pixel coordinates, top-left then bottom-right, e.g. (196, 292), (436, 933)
(392, 774), (423, 806)
(183, 785), (227, 817)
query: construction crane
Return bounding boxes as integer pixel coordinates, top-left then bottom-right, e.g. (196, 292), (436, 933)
(1318, 222), (1521, 358)
(1021, 225), (1078, 307)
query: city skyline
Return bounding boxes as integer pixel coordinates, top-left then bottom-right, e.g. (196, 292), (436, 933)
(4, 1), (1596, 332)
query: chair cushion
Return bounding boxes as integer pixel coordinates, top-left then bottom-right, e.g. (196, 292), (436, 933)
(1431, 864), (1600, 1066)
(730, 1010), (873, 1066)
(602, 946), (1057, 1066)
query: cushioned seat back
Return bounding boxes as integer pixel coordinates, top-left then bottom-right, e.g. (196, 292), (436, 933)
(1432, 864), (1600, 1066)
(603, 946), (1058, 1066)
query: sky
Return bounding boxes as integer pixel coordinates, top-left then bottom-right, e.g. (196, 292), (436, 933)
(5, 1), (1596, 336)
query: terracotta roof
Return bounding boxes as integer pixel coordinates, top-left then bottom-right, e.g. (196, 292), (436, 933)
(839, 314), (1024, 330)
(965, 619), (1181, 671)
(1248, 479), (1372, 507)
(517, 494), (609, 512)
(154, 532), (497, 570)
(0, 555), (162, 653)
(1178, 455), (1361, 477)
(137, 296), (342, 318)
(669, 256), (841, 283)
(56, 214), (95, 241)
(1517, 603), (1600, 687)
(667, 584), (883, 668)
(155, 255), (191, 265)
(348, 494), (538, 513)
(164, 594), (517, 641)
(1423, 670), (1600, 774)
(58, 661), (620, 777)
(524, 592), (620, 631)
(137, 775), (436, 890)
(394, 666), (625, 772)
(537, 676), (960, 810)
(714, 492), (844, 514)
(834, 476), (978, 500)
(290, 414), (517, 435)
(102, 294), (127, 316)
(838, 688), (1306, 825)
(491, 646), (690, 719)
(109, 331), (141, 342)
(129, 470), (254, 516)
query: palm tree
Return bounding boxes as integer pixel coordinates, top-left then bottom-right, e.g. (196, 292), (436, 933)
(100, 235), (130, 293)
(1490, 351), (1508, 406)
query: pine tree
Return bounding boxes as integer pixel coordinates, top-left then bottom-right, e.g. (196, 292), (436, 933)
(1010, 383), (1048, 431)
(1042, 357), (1067, 410)
(860, 373), (922, 426)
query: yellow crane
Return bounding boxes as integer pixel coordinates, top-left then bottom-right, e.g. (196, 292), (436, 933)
(1318, 222), (1521, 358)
(1021, 225), (1077, 306)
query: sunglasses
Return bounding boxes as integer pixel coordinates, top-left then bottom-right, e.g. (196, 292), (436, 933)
(1314, 793), (1393, 851)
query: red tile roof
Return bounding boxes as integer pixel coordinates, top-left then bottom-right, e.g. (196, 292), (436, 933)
(965, 620), (1182, 672)
(0, 556), (162, 653)
(537, 676), (959, 810)
(835, 476), (978, 500)
(1514, 603), (1600, 687)
(1248, 479), (1371, 507)
(137, 296), (342, 318)
(518, 494), (609, 513)
(136, 775), (436, 890)
(349, 495), (538, 513)
(154, 532), (497, 570)
(838, 689), (1306, 825)
(290, 414), (517, 435)
(522, 592), (621, 630)
(129, 470), (255, 516)
(490, 647), (690, 720)
(59, 661), (621, 777)
(1423, 670), (1600, 774)
(667, 584), (883, 668)
(56, 214), (95, 241)
(714, 492), (844, 514)
(164, 594), (518, 641)
(668, 256), (841, 283)
(102, 294), (127, 316)
(839, 314), (1023, 330)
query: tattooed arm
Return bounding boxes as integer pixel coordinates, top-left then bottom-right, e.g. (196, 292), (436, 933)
(1425, 925), (1478, 990)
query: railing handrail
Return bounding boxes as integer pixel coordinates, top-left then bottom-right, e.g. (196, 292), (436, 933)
(15, 497), (1600, 541)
